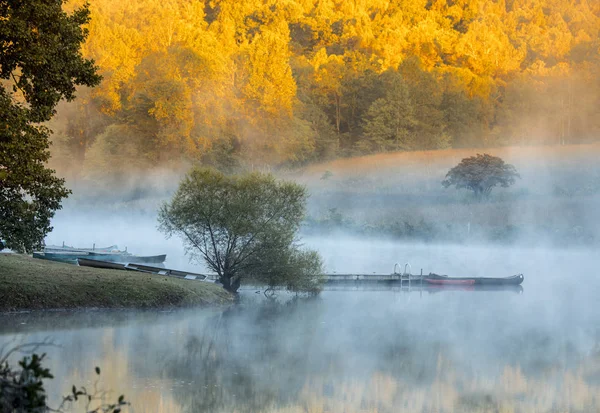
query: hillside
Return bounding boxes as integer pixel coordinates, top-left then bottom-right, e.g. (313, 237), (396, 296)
(49, 0), (600, 178)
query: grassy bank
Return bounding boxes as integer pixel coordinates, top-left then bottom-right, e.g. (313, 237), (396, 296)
(291, 144), (600, 246)
(0, 254), (233, 312)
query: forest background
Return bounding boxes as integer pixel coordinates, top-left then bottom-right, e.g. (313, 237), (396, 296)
(50, 0), (600, 182)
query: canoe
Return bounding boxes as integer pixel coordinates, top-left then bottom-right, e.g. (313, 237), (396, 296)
(124, 263), (212, 280)
(423, 273), (524, 286)
(77, 259), (212, 281)
(33, 252), (83, 264)
(128, 254), (167, 264)
(77, 258), (127, 270)
(44, 244), (121, 253)
(87, 252), (166, 264)
(426, 284), (523, 294)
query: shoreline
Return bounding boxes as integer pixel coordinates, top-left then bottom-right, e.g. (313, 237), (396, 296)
(0, 253), (233, 312)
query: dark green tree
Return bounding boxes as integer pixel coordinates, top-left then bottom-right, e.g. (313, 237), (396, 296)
(398, 58), (448, 150)
(442, 154), (520, 198)
(158, 168), (324, 293)
(359, 71), (417, 153)
(440, 82), (487, 148)
(0, 0), (101, 252)
(1, 345), (127, 413)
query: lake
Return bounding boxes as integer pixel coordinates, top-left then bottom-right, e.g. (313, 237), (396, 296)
(1, 240), (599, 412)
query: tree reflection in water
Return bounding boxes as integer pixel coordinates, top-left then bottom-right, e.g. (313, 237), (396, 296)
(1, 273), (599, 413)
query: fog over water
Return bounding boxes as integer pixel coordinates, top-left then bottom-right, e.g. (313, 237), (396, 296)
(2, 211), (600, 412)
(4, 153), (600, 412)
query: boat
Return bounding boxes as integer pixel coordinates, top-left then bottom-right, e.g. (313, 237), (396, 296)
(124, 263), (213, 280)
(422, 273), (524, 286)
(77, 258), (213, 281)
(76, 258), (127, 270)
(34, 247), (166, 265)
(33, 251), (88, 263)
(44, 244), (121, 253)
(87, 252), (166, 264)
(425, 284), (523, 293)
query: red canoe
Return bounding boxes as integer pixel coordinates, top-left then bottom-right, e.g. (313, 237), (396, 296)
(425, 278), (476, 285)
(423, 273), (523, 286)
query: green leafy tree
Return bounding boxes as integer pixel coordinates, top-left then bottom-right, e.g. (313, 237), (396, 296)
(399, 58), (448, 149)
(158, 168), (324, 293)
(442, 154), (520, 198)
(360, 71), (416, 153)
(0, 0), (101, 252)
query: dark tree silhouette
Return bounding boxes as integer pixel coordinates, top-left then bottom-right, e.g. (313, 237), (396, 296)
(0, 0), (101, 252)
(442, 154), (520, 198)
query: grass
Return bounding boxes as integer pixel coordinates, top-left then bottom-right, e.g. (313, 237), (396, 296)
(293, 143), (600, 199)
(297, 143), (600, 181)
(0, 253), (233, 312)
(289, 143), (600, 245)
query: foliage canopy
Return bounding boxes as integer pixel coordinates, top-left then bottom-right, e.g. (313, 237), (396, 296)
(442, 154), (520, 198)
(0, 0), (100, 252)
(47, 0), (600, 177)
(159, 168), (324, 293)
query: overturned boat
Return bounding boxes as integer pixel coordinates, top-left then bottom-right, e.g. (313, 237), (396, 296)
(33, 244), (166, 264)
(87, 252), (167, 264)
(77, 258), (214, 281)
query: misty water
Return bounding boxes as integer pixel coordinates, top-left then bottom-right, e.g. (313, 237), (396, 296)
(2, 234), (600, 412)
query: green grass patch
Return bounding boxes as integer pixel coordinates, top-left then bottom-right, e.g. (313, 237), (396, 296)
(0, 254), (233, 312)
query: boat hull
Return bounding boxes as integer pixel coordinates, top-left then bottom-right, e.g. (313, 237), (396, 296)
(77, 259), (212, 281)
(35, 251), (166, 265)
(44, 245), (120, 253)
(77, 258), (127, 270)
(423, 273), (524, 286)
(87, 252), (166, 264)
(33, 252), (86, 264)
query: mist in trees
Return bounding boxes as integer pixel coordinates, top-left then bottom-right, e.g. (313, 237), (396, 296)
(48, 0), (600, 180)
(442, 154), (521, 199)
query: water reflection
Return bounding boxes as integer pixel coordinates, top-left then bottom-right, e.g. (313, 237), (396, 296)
(1, 244), (599, 412)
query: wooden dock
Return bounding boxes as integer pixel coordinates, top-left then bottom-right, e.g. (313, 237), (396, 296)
(323, 273), (423, 282)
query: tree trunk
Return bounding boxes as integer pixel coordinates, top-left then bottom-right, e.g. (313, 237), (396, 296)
(334, 93), (341, 134)
(220, 272), (241, 293)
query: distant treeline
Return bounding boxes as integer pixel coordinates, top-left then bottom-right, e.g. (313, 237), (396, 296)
(52, 0), (600, 177)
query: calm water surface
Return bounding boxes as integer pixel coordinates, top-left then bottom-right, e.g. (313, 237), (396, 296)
(1, 241), (599, 413)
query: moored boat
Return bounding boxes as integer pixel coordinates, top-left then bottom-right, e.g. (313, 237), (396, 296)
(34, 246), (166, 265)
(44, 244), (121, 253)
(77, 258), (213, 281)
(423, 273), (524, 286)
(124, 263), (212, 280)
(77, 258), (127, 270)
(87, 252), (166, 264)
(425, 284), (523, 293)
(35, 251), (91, 262)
